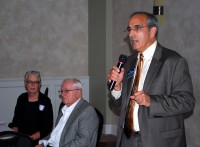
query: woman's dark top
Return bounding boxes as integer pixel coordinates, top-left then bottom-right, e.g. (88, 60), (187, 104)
(9, 92), (53, 145)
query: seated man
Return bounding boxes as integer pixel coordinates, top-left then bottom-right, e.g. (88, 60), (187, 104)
(36, 78), (99, 147)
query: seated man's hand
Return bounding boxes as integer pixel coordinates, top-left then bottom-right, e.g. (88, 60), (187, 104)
(12, 127), (18, 132)
(35, 144), (44, 147)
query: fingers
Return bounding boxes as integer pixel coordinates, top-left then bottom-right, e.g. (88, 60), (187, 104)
(131, 91), (150, 107)
(108, 66), (121, 80)
(108, 66), (124, 89)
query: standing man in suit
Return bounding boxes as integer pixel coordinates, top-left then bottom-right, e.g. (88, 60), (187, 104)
(36, 78), (99, 147)
(108, 11), (195, 147)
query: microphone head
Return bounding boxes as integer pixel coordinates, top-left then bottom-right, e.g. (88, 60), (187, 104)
(119, 54), (128, 64)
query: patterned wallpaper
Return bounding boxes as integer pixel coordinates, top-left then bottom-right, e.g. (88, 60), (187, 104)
(0, 0), (88, 78)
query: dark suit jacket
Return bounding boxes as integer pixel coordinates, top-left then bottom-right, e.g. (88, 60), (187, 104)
(46, 98), (99, 147)
(110, 43), (195, 147)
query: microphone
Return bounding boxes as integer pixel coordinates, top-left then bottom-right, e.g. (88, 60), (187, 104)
(108, 54), (128, 91)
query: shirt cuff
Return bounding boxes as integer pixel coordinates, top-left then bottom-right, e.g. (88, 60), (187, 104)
(111, 87), (122, 99)
(39, 140), (48, 147)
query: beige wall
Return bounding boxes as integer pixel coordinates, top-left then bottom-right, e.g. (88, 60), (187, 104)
(0, 0), (88, 78)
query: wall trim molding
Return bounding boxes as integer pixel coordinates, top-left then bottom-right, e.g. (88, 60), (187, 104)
(102, 124), (118, 136)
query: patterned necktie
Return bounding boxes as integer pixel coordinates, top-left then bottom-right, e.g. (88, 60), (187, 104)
(125, 53), (144, 134)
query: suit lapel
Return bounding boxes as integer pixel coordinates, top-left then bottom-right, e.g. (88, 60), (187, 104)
(60, 98), (87, 137)
(126, 53), (138, 97)
(143, 44), (163, 92)
(64, 98), (84, 129)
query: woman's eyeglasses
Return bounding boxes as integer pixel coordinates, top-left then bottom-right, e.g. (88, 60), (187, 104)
(26, 80), (40, 85)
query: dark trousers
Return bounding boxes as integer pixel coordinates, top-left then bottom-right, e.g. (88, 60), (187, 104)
(120, 131), (143, 147)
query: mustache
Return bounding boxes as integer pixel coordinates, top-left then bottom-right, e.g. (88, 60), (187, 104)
(129, 36), (136, 41)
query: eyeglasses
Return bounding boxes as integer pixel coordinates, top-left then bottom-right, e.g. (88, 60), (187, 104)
(26, 80), (40, 85)
(58, 89), (80, 95)
(125, 25), (149, 33)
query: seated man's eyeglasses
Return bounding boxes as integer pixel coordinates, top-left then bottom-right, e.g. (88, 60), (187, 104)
(58, 89), (80, 95)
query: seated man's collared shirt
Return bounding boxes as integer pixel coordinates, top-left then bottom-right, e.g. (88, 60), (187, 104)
(39, 98), (80, 147)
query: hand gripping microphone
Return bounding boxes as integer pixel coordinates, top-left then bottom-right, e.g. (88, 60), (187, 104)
(108, 54), (128, 91)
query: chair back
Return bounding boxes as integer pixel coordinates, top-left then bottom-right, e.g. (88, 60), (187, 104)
(58, 102), (65, 114)
(44, 87), (49, 96)
(94, 108), (104, 147)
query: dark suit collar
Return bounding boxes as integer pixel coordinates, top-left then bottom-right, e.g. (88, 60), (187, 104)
(143, 43), (163, 92)
(124, 43), (163, 97)
(151, 43), (163, 61)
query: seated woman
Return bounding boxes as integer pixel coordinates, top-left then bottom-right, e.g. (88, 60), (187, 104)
(9, 71), (53, 146)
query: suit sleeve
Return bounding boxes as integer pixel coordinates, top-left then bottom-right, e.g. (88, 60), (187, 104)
(149, 57), (195, 117)
(63, 107), (99, 147)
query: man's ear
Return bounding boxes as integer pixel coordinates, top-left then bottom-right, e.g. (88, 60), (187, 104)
(150, 27), (157, 38)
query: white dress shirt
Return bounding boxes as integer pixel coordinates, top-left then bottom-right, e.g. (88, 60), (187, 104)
(39, 98), (80, 147)
(111, 41), (157, 131)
